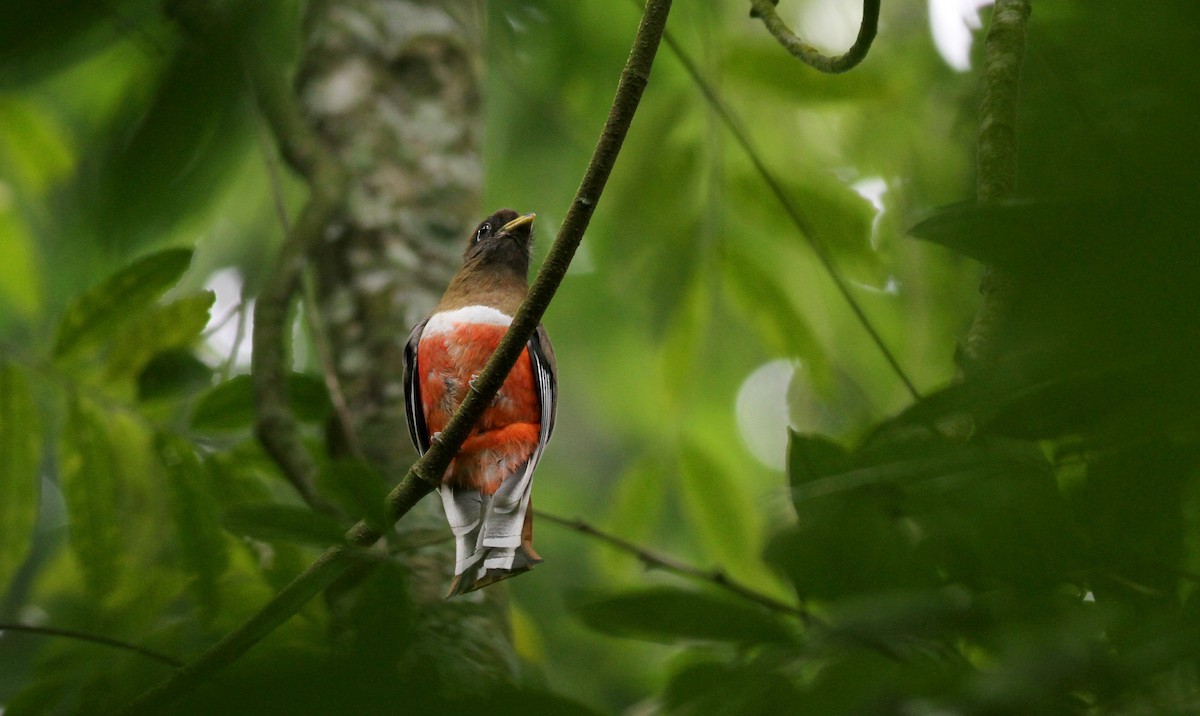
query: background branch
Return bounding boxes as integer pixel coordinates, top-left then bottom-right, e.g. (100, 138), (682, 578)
(114, 1), (674, 712)
(749, 0), (880, 74)
(246, 40), (347, 517)
(961, 0), (1031, 373)
(0, 623), (182, 668)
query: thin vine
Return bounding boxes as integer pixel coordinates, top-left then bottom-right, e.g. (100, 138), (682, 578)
(749, 0), (881, 74)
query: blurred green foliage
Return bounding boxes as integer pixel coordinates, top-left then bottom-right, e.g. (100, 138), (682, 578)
(0, 0), (1197, 714)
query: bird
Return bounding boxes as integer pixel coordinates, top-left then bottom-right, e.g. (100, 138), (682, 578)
(403, 209), (557, 596)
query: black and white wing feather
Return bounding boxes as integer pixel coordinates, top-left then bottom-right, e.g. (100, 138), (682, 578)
(402, 318), (430, 455)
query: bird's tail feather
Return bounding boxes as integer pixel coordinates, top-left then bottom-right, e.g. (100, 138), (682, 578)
(441, 466), (540, 597)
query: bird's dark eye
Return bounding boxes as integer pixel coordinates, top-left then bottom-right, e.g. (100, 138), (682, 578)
(475, 223), (491, 243)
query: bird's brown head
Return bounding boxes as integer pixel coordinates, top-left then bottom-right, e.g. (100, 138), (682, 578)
(462, 208), (536, 278)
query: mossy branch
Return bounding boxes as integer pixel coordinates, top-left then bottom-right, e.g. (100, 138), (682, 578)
(114, 0), (674, 712)
(749, 0), (880, 74)
(976, 0), (1030, 204)
(962, 0), (1031, 372)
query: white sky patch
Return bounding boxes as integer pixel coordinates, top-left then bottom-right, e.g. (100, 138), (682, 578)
(203, 268), (253, 370)
(799, 0), (862, 52)
(929, 0), (994, 72)
(736, 359), (796, 472)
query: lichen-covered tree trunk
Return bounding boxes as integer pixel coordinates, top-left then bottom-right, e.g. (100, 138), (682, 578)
(297, 0), (517, 689)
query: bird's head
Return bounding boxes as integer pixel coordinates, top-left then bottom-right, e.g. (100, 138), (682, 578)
(462, 209), (537, 277)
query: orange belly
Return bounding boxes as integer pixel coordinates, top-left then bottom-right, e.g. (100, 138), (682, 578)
(418, 322), (541, 493)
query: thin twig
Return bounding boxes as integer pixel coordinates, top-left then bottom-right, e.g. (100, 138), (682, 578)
(244, 41), (346, 518)
(0, 623), (182, 668)
(659, 25), (921, 401)
(536, 510), (812, 624)
(114, 2), (674, 712)
(251, 80), (365, 463)
(218, 299), (248, 383)
(749, 0), (880, 74)
(200, 299), (242, 339)
(299, 270), (365, 461)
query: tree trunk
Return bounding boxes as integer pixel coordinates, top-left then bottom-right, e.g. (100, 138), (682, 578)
(297, 0), (518, 690)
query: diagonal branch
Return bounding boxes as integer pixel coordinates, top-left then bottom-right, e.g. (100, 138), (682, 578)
(114, 1), (674, 712)
(750, 0), (881, 74)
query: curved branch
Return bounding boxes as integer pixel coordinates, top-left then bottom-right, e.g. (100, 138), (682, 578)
(0, 623), (182, 668)
(750, 0), (881, 74)
(246, 43), (347, 518)
(114, 1), (674, 712)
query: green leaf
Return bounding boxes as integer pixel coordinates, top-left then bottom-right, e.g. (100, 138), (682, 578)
(60, 395), (122, 597)
(599, 455), (668, 578)
(720, 39), (888, 103)
(819, 586), (978, 649)
(787, 430), (850, 488)
(0, 362), (40, 591)
(0, 97), (74, 193)
(0, 207), (42, 320)
(105, 291), (215, 379)
(722, 245), (822, 361)
(317, 460), (389, 532)
(89, 43), (252, 252)
(665, 660), (802, 715)
(678, 441), (758, 576)
(767, 487), (933, 601)
(775, 433), (1079, 594)
(572, 587), (795, 645)
(221, 503), (345, 547)
(52, 247), (194, 358)
(191, 373), (331, 432)
(137, 349), (214, 402)
(157, 433), (229, 617)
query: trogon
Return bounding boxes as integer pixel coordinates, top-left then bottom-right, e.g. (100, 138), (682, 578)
(403, 209), (557, 596)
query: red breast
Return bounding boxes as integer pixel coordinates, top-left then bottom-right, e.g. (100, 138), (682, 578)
(417, 305), (541, 494)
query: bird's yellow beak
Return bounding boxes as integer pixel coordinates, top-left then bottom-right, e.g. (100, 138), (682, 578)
(500, 213), (536, 234)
